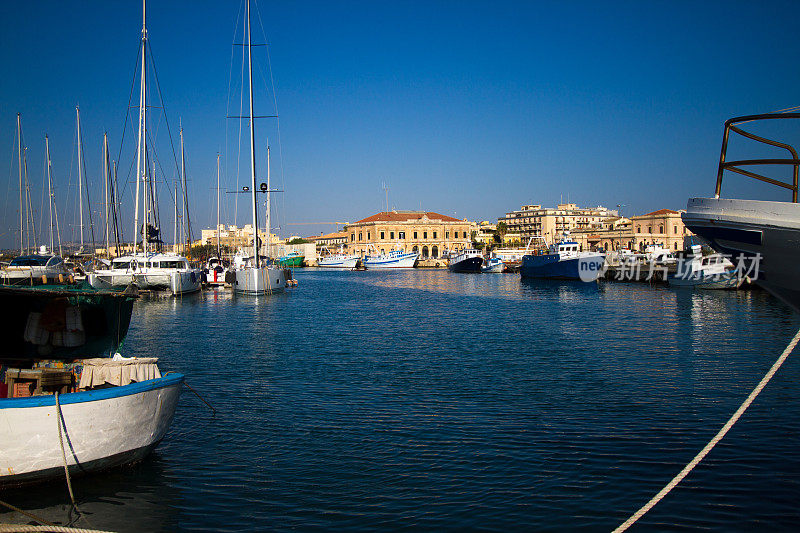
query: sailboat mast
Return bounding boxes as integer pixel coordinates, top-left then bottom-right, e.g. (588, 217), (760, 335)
(216, 153), (221, 260)
(76, 106), (85, 252)
(174, 181), (179, 252)
(180, 124), (190, 257)
(246, 0), (259, 268)
(16, 114), (23, 256)
(134, 0), (147, 255)
(45, 135), (54, 253)
(266, 144), (271, 260)
(103, 133), (110, 256)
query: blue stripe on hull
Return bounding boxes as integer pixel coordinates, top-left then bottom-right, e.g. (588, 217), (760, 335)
(0, 373), (185, 409)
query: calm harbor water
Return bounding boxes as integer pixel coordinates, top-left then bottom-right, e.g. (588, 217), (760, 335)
(4, 269), (800, 531)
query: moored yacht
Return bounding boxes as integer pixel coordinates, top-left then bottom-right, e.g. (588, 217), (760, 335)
(1, 248), (70, 286)
(318, 247), (360, 268)
(667, 245), (741, 289)
(88, 252), (201, 296)
(682, 112), (800, 310)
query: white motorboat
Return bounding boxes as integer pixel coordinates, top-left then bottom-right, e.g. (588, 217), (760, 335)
(668, 245), (741, 289)
(88, 253), (201, 296)
(204, 257), (227, 286)
(481, 256), (505, 273)
(1, 251), (70, 286)
(682, 112), (800, 309)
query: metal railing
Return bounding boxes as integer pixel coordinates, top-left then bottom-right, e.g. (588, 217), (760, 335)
(715, 113), (800, 202)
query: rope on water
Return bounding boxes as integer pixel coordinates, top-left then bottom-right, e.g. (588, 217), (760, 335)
(614, 325), (800, 532)
(0, 501), (56, 527)
(0, 524), (116, 533)
(54, 393), (78, 510)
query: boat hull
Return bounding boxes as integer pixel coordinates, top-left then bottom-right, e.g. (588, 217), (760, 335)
(363, 253), (418, 269)
(481, 261), (504, 273)
(683, 197), (800, 309)
(277, 256), (304, 267)
(318, 256), (359, 268)
(668, 272), (741, 290)
(520, 254), (605, 281)
(232, 267), (287, 294)
(449, 256), (483, 273)
(0, 374), (184, 488)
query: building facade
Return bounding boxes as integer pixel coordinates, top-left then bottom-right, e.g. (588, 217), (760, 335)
(346, 211), (473, 258)
(570, 209), (691, 252)
(499, 203), (619, 244)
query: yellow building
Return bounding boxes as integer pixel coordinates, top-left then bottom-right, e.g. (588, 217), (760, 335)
(499, 203), (619, 242)
(570, 209), (691, 252)
(347, 210), (472, 258)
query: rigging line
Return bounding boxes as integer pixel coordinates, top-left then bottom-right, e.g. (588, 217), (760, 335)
(146, 40), (183, 185)
(223, 0), (244, 242)
(6, 123), (18, 241)
(234, 10), (246, 228)
(77, 112), (96, 251)
(116, 40), (142, 188)
(253, 0), (287, 237)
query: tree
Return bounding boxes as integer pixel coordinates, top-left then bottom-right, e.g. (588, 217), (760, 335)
(287, 238), (308, 245)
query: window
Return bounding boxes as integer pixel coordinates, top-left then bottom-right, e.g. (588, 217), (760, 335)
(380, 231), (385, 240)
(358, 232), (362, 241)
(445, 231), (449, 239)
(351, 233), (355, 242)
(398, 231), (405, 239)
(390, 231), (395, 240)
(648, 226), (652, 233)
(433, 231), (437, 239)
(636, 226), (641, 233)
(413, 231), (418, 239)
(659, 225), (663, 234)
(673, 225), (678, 234)
(423, 231), (428, 239)
(367, 232), (371, 240)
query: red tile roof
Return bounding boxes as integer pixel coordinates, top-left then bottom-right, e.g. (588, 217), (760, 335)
(641, 208), (679, 216)
(354, 211), (462, 224)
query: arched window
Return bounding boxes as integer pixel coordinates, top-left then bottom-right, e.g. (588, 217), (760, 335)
(432, 246), (439, 258)
(659, 225), (663, 234)
(636, 225), (641, 233)
(422, 246), (429, 258)
(412, 245), (419, 253)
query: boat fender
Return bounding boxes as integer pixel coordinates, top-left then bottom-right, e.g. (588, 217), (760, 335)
(225, 270), (236, 284)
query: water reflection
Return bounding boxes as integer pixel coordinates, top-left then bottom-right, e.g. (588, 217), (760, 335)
(0, 456), (180, 533)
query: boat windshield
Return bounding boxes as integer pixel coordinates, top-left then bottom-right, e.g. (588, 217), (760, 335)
(158, 260), (186, 269)
(112, 261), (133, 270)
(9, 255), (51, 267)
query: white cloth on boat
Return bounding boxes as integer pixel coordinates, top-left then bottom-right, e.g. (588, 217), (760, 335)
(79, 357), (161, 388)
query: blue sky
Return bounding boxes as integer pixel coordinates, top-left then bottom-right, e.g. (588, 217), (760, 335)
(2, 0), (799, 249)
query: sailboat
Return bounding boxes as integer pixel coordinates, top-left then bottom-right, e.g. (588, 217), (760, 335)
(231, 0), (287, 295)
(2, 121), (70, 286)
(87, 3), (200, 296)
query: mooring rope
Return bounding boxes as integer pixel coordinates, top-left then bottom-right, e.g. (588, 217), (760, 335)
(614, 325), (800, 532)
(54, 393), (77, 510)
(0, 525), (115, 533)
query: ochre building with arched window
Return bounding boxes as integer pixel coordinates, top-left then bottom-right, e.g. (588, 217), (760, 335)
(346, 211), (473, 259)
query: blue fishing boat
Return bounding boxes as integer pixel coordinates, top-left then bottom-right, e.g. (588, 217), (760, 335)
(520, 233), (605, 281)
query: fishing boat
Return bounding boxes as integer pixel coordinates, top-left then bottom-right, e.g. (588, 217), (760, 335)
(276, 250), (304, 267)
(667, 245), (741, 289)
(448, 249), (483, 273)
(231, 0), (287, 295)
(363, 247), (419, 269)
(317, 247), (360, 268)
(481, 256), (505, 273)
(520, 232), (606, 281)
(682, 112), (800, 311)
(0, 280), (183, 488)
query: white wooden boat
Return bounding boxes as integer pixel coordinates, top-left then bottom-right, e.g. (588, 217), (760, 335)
(317, 246), (360, 268)
(481, 256), (505, 273)
(0, 372), (183, 488)
(363, 249), (419, 269)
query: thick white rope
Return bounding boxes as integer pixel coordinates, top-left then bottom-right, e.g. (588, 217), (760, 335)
(614, 326), (800, 532)
(0, 525), (115, 533)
